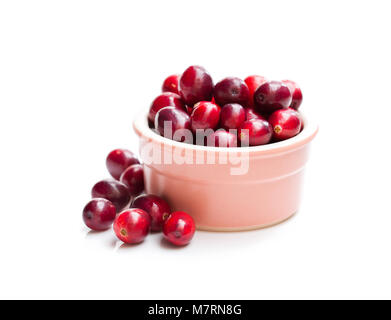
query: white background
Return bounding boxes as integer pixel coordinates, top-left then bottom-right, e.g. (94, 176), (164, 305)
(1, 0), (390, 299)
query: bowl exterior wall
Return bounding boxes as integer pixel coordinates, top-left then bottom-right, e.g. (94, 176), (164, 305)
(138, 134), (313, 231)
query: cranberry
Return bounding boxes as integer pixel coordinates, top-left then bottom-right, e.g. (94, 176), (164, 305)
(254, 80), (292, 114)
(132, 195), (171, 232)
(268, 108), (302, 141)
(179, 65), (214, 106)
(220, 103), (246, 130)
(239, 119), (272, 146)
(82, 198), (116, 231)
(148, 92), (186, 126)
(113, 209), (151, 244)
(91, 179), (131, 212)
(155, 107), (192, 143)
(245, 108), (265, 121)
(214, 77), (250, 107)
(120, 164), (144, 197)
(162, 74), (180, 94)
(163, 211), (196, 246)
(190, 101), (221, 132)
(106, 149), (140, 180)
(207, 130), (237, 147)
(244, 75), (267, 108)
(282, 80), (303, 110)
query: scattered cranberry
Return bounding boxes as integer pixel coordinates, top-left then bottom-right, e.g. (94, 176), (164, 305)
(155, 107), (192, 143)
(106, 149), (140, 180)
(179, 66), (214, 106)
(245, 108), (265, 121)
(148, 92), (186, 126)
(163, 211), (196, 246)
(220, 103), (246, 130)
(162, 74), (180, 94)
(239, 119), (272, 146)
(113, 209), (151, 244)
(253, 80), (292, 114)
(83, 198), (116, 231)
(120, 164), (144, 197)
(245, 75), (267, 108)
(132, 195), (171, 232)
(207, 130), (237, 147)
(282, 80), (303, 110)
(214, 77), (250, 107)
(268, 108), (302, 141)
(91, 179), (131, 212)
(190, 101), (221, 132)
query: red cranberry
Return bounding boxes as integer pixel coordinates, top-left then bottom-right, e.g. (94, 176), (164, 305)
(282, 80), (303, 110)
(113, 209), (151, 244)
(179, 65), (214, 106)
(132, 195), (171, 232)
(268, 108), (302, 141)
(207, 130), (237, 147)
(91, 179), (131, 212)
(106, 149), (140, 180)
(220, 103), (246, 130)
(239, 119), (272, 146)
(254, 80), (292, 114)
(83, 198), (116, 231)
(190, 101), (221, 131)
(244, 75), (267, 108)
(119, 164), (144, 197)
(162, 74), (180, 94)
(163, 211), (196, 246)
(155, 107), (192, 143)
(148, 92), (186, 126)
(245, 108), (265, 121)
(214, 77), (250, 107)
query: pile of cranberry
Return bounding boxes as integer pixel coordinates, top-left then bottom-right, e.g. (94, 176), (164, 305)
(150, 65), (303, 146)
(83, 149), (195, 246)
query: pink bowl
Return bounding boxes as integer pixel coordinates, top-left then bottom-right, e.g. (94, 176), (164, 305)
(133, 112), (318, 231)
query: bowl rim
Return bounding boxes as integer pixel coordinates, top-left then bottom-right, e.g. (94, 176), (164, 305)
(133, 110), (318, 155)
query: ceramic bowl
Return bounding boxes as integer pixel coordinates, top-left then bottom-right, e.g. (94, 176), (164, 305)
(133, 111), (318, 231)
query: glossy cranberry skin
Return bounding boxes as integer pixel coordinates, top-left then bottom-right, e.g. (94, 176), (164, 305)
(106, 149), (140, 180)
(207, 130), (237, 147)
(179, 65), (214, 106)
(91, 179), (131, 212)
(163, 211), (196, 246)
(220, 103), (246, 130)
(162, 74), (180, 94)
(148, 92), (186, 126)
(244, 75), (267, 108)
(113, 209), (151, 244)
(268, 108), (302, 141)
(282, 80), (303, 110)
(83, 198), (116, 231)
(132, 195), (171, 232)
(245, 108), (265, 121)
(239, 119), (272, 146)
(214, 77), (250, 107)
(254, 80), (292, 114)
(155, 107), (192, 143)
(190, 101), (221, 131)
(120, 164), (144, 197)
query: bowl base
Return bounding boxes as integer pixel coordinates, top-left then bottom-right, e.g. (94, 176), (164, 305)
(196, 211), (296, 232)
